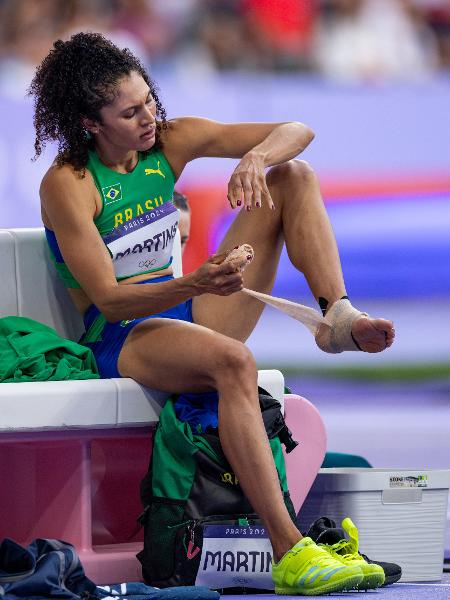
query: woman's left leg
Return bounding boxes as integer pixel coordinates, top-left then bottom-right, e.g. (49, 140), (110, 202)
(193, 159), (394, 351)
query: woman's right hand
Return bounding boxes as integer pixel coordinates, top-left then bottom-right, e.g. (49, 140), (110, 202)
(191, 251), (246, 296)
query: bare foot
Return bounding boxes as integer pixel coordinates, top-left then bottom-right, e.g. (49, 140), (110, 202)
(351, 316), (395, 353)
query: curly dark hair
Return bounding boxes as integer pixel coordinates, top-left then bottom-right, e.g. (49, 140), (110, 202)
(28, 32), (167, 172)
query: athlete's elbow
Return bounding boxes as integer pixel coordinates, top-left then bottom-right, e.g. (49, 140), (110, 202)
(96, 301), (120, 323)
(287, 120), (314, 144)
(95, 291), (126, 323)
(102, 306), (123, 323)
(295, 122), (314, 146)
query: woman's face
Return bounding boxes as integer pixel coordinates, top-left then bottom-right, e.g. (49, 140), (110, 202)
(178, 208), (191, 255)
(95, 70), (157, 152)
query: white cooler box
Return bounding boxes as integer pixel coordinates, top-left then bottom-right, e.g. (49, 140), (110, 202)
(298, 468), (450, 582)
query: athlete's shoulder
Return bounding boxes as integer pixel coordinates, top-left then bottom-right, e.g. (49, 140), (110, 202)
(160, 117), (222, 172)
(161, 116), (217, 141)
(40, 161), (97, 217)
(41, 161), (85, 191)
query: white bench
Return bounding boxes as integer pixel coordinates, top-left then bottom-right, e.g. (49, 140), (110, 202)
(0, 228), (326, 584)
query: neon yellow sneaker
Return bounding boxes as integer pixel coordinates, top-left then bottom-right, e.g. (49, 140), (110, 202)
(272, 536), (363, 595)
(318, 518), (385, 590)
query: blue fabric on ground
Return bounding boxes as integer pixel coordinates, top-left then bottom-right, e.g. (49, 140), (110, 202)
(0, 537), (96, 599)
(0, 538), (220, 600)
(174, 392), (219, 433)
(97, 582), (220, 599)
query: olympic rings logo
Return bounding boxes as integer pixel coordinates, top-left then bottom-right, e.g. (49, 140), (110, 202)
(139, 259), (157, 269)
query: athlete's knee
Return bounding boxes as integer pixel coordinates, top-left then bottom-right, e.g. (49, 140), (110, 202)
(215, 339), (257, 380)
(267, 159), (317, 187)
(291, 159), (317, 181)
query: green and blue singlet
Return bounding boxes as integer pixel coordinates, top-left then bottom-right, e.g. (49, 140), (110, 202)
(45, 148), (193, 377)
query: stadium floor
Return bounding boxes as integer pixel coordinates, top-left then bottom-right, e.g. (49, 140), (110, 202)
(225, 578), (450, 599)
(224, 571), (450, 597)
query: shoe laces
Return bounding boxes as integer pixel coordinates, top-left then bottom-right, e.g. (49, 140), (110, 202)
(291, 538), (348, 569)
(321, 517), (361, 562)
(321, 539), (357, 563)
(308, 550), (346, 569)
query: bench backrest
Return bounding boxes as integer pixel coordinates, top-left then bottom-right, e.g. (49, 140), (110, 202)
(0, 228), (183, 340)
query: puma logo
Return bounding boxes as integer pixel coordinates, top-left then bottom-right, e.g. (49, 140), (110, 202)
(145, 161), (165, 178)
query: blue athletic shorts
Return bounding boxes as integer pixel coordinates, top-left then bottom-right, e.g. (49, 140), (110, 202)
(80, 275), (193, 378)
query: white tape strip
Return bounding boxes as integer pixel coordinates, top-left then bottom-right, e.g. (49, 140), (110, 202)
(242, 287), (325, 335)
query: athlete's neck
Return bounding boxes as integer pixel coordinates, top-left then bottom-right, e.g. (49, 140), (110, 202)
(94, 141), (138, 174)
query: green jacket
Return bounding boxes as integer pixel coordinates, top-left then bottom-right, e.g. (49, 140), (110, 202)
(0, 316), (99, 382)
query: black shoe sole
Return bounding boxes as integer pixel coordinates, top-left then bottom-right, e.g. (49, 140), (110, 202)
(382, 573), (402, 586)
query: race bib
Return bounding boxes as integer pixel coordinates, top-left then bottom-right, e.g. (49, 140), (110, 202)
(195, 524), (273, 590)
(103, 202), (179, 279)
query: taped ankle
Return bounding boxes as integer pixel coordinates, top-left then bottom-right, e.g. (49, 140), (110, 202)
(318, 295), (349, 316)
(315, 299), (368, 353)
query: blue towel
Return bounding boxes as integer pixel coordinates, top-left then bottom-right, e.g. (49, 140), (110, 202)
(0, 538), (220, 600)
(174, 392), (219, 433)
(0, 537), (96, 599)
(97, 582), (220, 599)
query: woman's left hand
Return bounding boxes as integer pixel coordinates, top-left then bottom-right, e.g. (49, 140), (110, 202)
(227, 151), (275, 211)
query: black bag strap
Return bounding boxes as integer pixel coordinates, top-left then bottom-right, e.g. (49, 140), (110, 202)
(197, 388), (298, 454)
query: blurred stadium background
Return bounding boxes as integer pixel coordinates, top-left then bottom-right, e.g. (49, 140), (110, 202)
(1, 0), (450, 470)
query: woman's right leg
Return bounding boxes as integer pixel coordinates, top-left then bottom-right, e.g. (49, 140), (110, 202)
(117, 317), (300, 561)
(118, 318), (364, 594)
